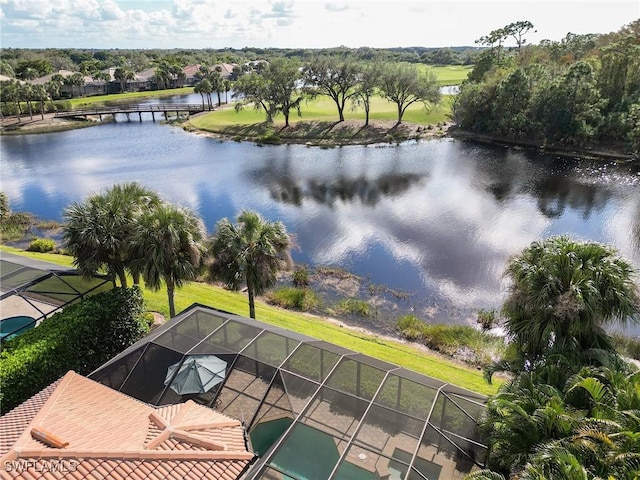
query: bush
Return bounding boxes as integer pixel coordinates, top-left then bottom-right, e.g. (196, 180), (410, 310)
(258, 130), (282, 145)
(0, 287), (148, 414)
(335, 298), (372, 317)
(52, 100), (72, 112)
(26, 238), (56, 253)
(267, 287), (320, 311)
(396, 315), (425, 340)
(476, 309), (497, 331)
(292, 265), (310, 287)
(396, 315), (505, 366)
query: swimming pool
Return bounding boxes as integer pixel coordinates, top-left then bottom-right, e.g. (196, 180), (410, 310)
(251, 421), (377, 480)
(0, 315), (36, 341)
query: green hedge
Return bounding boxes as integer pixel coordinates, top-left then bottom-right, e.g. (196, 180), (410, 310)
(0, 287), (148, 414)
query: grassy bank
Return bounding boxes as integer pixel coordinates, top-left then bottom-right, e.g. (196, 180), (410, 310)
(68, 87), (195, 108)
(187, 95), (454, 145)
(0, 245), (500, 395)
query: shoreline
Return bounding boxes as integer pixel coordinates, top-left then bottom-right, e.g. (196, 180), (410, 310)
(2, 112), (635, 163)
(449, 127), (636, 163)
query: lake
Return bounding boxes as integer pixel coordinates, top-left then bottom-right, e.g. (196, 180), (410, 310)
(2, 116), (639, 334)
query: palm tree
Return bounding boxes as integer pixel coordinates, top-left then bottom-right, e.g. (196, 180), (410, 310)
(223, 79), (232, 104)
(209, 210), (292, 319)
(501, 236), (639, 366)
(194, 78), (213, 110)
(33, 84), (49, 119)
(134, 203), (206, 318)
(63, 194), (129, 287)
(114, 67), (134, 93)
(20, 83), (34, 119)
(66, 72), (85, 98)
(63, 183), (161, 287)
(478, 353), (640, 480)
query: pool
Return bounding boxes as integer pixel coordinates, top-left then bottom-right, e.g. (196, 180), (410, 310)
(252, 421), (376, 480)
(0, 315), (36, 341)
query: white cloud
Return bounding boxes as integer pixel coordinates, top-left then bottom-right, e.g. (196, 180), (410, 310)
(1, 0), (638, 48)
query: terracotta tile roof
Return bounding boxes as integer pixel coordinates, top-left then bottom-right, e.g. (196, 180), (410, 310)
(0, 372), (253, 479)
(0, 379), (61, 457)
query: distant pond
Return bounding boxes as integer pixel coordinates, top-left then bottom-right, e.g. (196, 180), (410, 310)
(2, 116), (639, 335)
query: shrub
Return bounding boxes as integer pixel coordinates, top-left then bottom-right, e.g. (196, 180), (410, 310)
(396, 315), (425, 341)
(0, 287), (148, 414)
(336, 298), (372, 317)
(26, 238), (56, 253)
(292, 265), (310, 287)
(142, 311), (155, 329)
(476, 309), (497, 331)
(52, 100), (72, 112)
(267, 287), (320, 311)
(0, 192), (9, 220)
(0, 194), (33, 242)
(258, 131), (282, 145)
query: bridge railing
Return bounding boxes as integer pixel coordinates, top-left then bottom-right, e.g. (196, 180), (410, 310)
(54, 103), (207, 117)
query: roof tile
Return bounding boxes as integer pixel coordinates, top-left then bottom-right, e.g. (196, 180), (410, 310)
(0, 372), (252, 479)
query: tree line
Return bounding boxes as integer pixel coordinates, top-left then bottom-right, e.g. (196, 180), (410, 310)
(454, 20), (640, 155)
(62, 183), (291, 320)
(1, 55), (443, 126)
(230, 57), (441, 126)
(0, 45), (479, 80)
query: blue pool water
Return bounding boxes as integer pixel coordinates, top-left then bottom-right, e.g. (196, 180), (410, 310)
(0, 315), (36, 341)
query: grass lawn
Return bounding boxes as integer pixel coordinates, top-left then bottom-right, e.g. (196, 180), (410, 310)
(0, 245), (500, 395)
(68, 87), (194, 108)
(420, 64), (473, 85)
(189, 94), (454, 132)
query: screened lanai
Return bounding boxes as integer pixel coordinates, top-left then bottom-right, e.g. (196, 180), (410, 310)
(90, 304), (488, 480)
(0, 252), (111, 340)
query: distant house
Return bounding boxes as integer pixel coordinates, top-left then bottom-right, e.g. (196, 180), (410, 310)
(182, 63), (240, 86)
(29, 70), (108, 97)
(0, 371), (254, 480)
(183, 65), (202, 86)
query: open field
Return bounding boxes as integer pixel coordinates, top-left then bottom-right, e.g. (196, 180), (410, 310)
(1, 245), (500, 395)
(68, 87), (195, 108)
(420, 64), (473, 85)
(189, 94), (454, 134)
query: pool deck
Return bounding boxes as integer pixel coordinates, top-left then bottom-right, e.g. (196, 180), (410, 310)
(1, 251), (74, 321)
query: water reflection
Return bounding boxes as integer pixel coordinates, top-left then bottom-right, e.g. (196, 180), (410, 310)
(2, 123), (639, 333)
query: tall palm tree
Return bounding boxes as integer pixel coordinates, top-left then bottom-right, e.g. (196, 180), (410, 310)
(209, 210), (292, 319)
(63, 183), (161, 287)
(63, 194), (129, 287)
(134, 203), (206, 318)
(114, 67), (134, 93)
(194, 78), (213, 110)
(501, 236), (639, 366)
(33, 84), (49, 119)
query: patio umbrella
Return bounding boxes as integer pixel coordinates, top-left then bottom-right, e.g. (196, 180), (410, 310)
(164, 355), (228, 395)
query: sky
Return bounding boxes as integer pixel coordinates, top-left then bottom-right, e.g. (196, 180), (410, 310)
(0, 0), (638, 50)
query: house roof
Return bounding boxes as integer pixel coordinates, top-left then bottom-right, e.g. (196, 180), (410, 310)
(0, 371), (253, 479)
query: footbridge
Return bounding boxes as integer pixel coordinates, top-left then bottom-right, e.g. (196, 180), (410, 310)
(54, 103), (209, 121)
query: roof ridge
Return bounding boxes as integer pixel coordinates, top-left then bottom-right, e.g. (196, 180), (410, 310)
(17, 448), (254, 461)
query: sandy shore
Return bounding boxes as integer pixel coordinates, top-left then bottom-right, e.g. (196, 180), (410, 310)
(0, 113), (98, 135)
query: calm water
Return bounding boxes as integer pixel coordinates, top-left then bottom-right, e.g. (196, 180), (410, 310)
(2, 117), (639, 334)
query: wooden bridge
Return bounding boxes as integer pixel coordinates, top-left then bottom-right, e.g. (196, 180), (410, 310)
(54, 103), (210, 121)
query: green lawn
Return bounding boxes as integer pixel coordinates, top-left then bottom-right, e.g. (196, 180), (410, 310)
(0, 245), (499, 395)
(420, 64), (473, 85)
(190, 94), (453, 131)
(68, 87), (195, 108)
